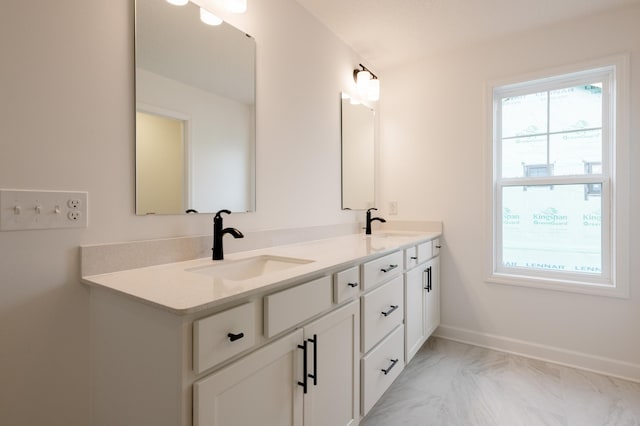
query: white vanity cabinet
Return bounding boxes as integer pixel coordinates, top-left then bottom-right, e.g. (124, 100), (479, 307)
(359, 250), (406, 417)
(424, 255), (440, 337)
(302, 300), (360, 426)
(85, 231), (442, 426)
(404, 239), (441, 364)
(194, 300), (360, 426)
(194, 328), (304, 426)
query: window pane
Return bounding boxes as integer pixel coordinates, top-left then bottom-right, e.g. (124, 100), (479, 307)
(502, 184), (602, 274)
(501, 92), (548, 138)
(549, 84), (602, 133)
(549, 130), (602, 176)
(501, 135), (547, 178)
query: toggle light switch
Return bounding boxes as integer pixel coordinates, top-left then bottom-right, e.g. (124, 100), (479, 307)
(0, 189), (88, 231)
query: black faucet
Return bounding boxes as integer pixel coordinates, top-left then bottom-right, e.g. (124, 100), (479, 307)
(365, 207), (386, 235)
(212, 209), (244, 260)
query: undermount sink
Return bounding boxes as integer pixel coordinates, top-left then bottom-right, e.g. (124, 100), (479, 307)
(367, 231), (422, 238)
(186, 255), (314, 281)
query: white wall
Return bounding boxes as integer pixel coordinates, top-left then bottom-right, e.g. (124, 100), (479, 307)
(379, 4), (640, 377)
(0, 0), (363, 424)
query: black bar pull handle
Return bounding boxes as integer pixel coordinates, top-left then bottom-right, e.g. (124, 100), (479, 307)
(297, 341), (308, 394)
(381, 305), (399, 317)
(227, 332), (244, 342)
(435, 245), (442, 249)
(347, 282), (359, 288)
(380, 264), (398, 273)
(307, 334), (318, 386)
(423, 266), (432, 291)
(410, 256), (418, 260)
(381, 358), (399, 375)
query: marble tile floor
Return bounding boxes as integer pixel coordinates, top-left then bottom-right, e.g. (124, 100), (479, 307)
(361, 337), (640, 426)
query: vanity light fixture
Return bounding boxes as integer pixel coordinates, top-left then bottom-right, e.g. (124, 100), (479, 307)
(353, 64), (380, 102)
(165, 0), (248, 26)
(200, 7), (223, 25)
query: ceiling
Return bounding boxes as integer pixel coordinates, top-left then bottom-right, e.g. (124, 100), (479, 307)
(294, 0), (640, 71)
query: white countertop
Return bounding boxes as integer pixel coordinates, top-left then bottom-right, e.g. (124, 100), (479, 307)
(82, 231), (440, 315)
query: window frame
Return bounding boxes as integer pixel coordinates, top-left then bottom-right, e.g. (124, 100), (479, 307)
(486, 55), (630, 298)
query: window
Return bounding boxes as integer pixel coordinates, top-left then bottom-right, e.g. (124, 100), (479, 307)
(488, 56), (629, 297)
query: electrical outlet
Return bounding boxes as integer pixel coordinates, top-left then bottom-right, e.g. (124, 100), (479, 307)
(389, 201), (398, 215)
(0, 189), (88, 231)
(68, 211), (81, 221)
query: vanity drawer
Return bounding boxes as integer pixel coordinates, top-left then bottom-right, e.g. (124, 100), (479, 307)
(361, 325), (405, 416)
(404, 246), (418, 270)
(361, 275), (404, 353)
(193, 302), (257, 374)
(417, 241), (433, 263)
(362, 251), (403, 291)
(264, 276), (332, 338)
(432, 238), (441, 256)
(334, 266), (360, 304)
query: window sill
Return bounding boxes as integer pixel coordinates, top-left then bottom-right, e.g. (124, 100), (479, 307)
(486, 272), (629, 299)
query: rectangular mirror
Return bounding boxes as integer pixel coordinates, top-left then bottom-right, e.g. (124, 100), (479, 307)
(135, 0), (256, 215)
(341, 94), (375, 210)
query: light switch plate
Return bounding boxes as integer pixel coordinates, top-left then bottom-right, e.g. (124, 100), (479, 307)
(0, 189), (88, 231)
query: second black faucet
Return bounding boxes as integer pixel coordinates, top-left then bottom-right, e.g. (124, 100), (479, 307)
(365, 207), (386, 235)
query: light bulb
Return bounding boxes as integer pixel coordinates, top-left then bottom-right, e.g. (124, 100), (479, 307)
(356, 70), (371, 96)
(166, 0), (189, 5)
(368, 78), (380, 101)
(225, 0), (247, 13)
(200, 7), (223, 25)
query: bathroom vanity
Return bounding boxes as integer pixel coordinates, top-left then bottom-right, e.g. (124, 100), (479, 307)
(83, 230), (441, 426)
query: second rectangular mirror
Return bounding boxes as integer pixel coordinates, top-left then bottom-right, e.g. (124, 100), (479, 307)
(341, 94), (375, 210)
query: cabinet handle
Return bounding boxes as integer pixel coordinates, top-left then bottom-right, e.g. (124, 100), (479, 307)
(435, 245), (442, 249)
(297, 341), (308, 394)
(347, 282), (358, 288)
(307, 334), (318, 386)
(227, 332), (244, 342)
(381, 305), (399, 317)
(410, 256), (418, 260)
(381, 358), (399, 375)
(380, 264), (398, 273)
(423, 266), (432, 292)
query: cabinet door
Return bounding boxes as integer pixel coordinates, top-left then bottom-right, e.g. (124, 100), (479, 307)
(303, 300), (360, 426)
(404, 265), (426, 363)
(194, 329), (304, 426)
(424, 256), (440, 337)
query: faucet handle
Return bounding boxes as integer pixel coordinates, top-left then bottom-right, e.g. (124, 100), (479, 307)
(214, 209), (232, 219)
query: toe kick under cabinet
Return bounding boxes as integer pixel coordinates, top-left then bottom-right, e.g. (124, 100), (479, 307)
(87, 233), (441, 426)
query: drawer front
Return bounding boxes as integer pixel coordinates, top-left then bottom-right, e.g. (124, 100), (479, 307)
(264, 276), (332, 338)
(193, 302), (257, 374)
(432, 238), (441, 256)
(334, 266), (360, 304)
(362, 251), (403, 291)
(417, 241), (433, 263)
(361, 325), (405, 416)
(362, 275), (404, 353)
(404, 246), (418, 270)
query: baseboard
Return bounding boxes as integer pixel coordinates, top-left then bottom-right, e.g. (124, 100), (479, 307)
(434, 324), (640, 383)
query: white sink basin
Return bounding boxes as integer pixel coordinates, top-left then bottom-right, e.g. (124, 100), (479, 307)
(367, 231), (422, 238)
(186, 255), (314, 281)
